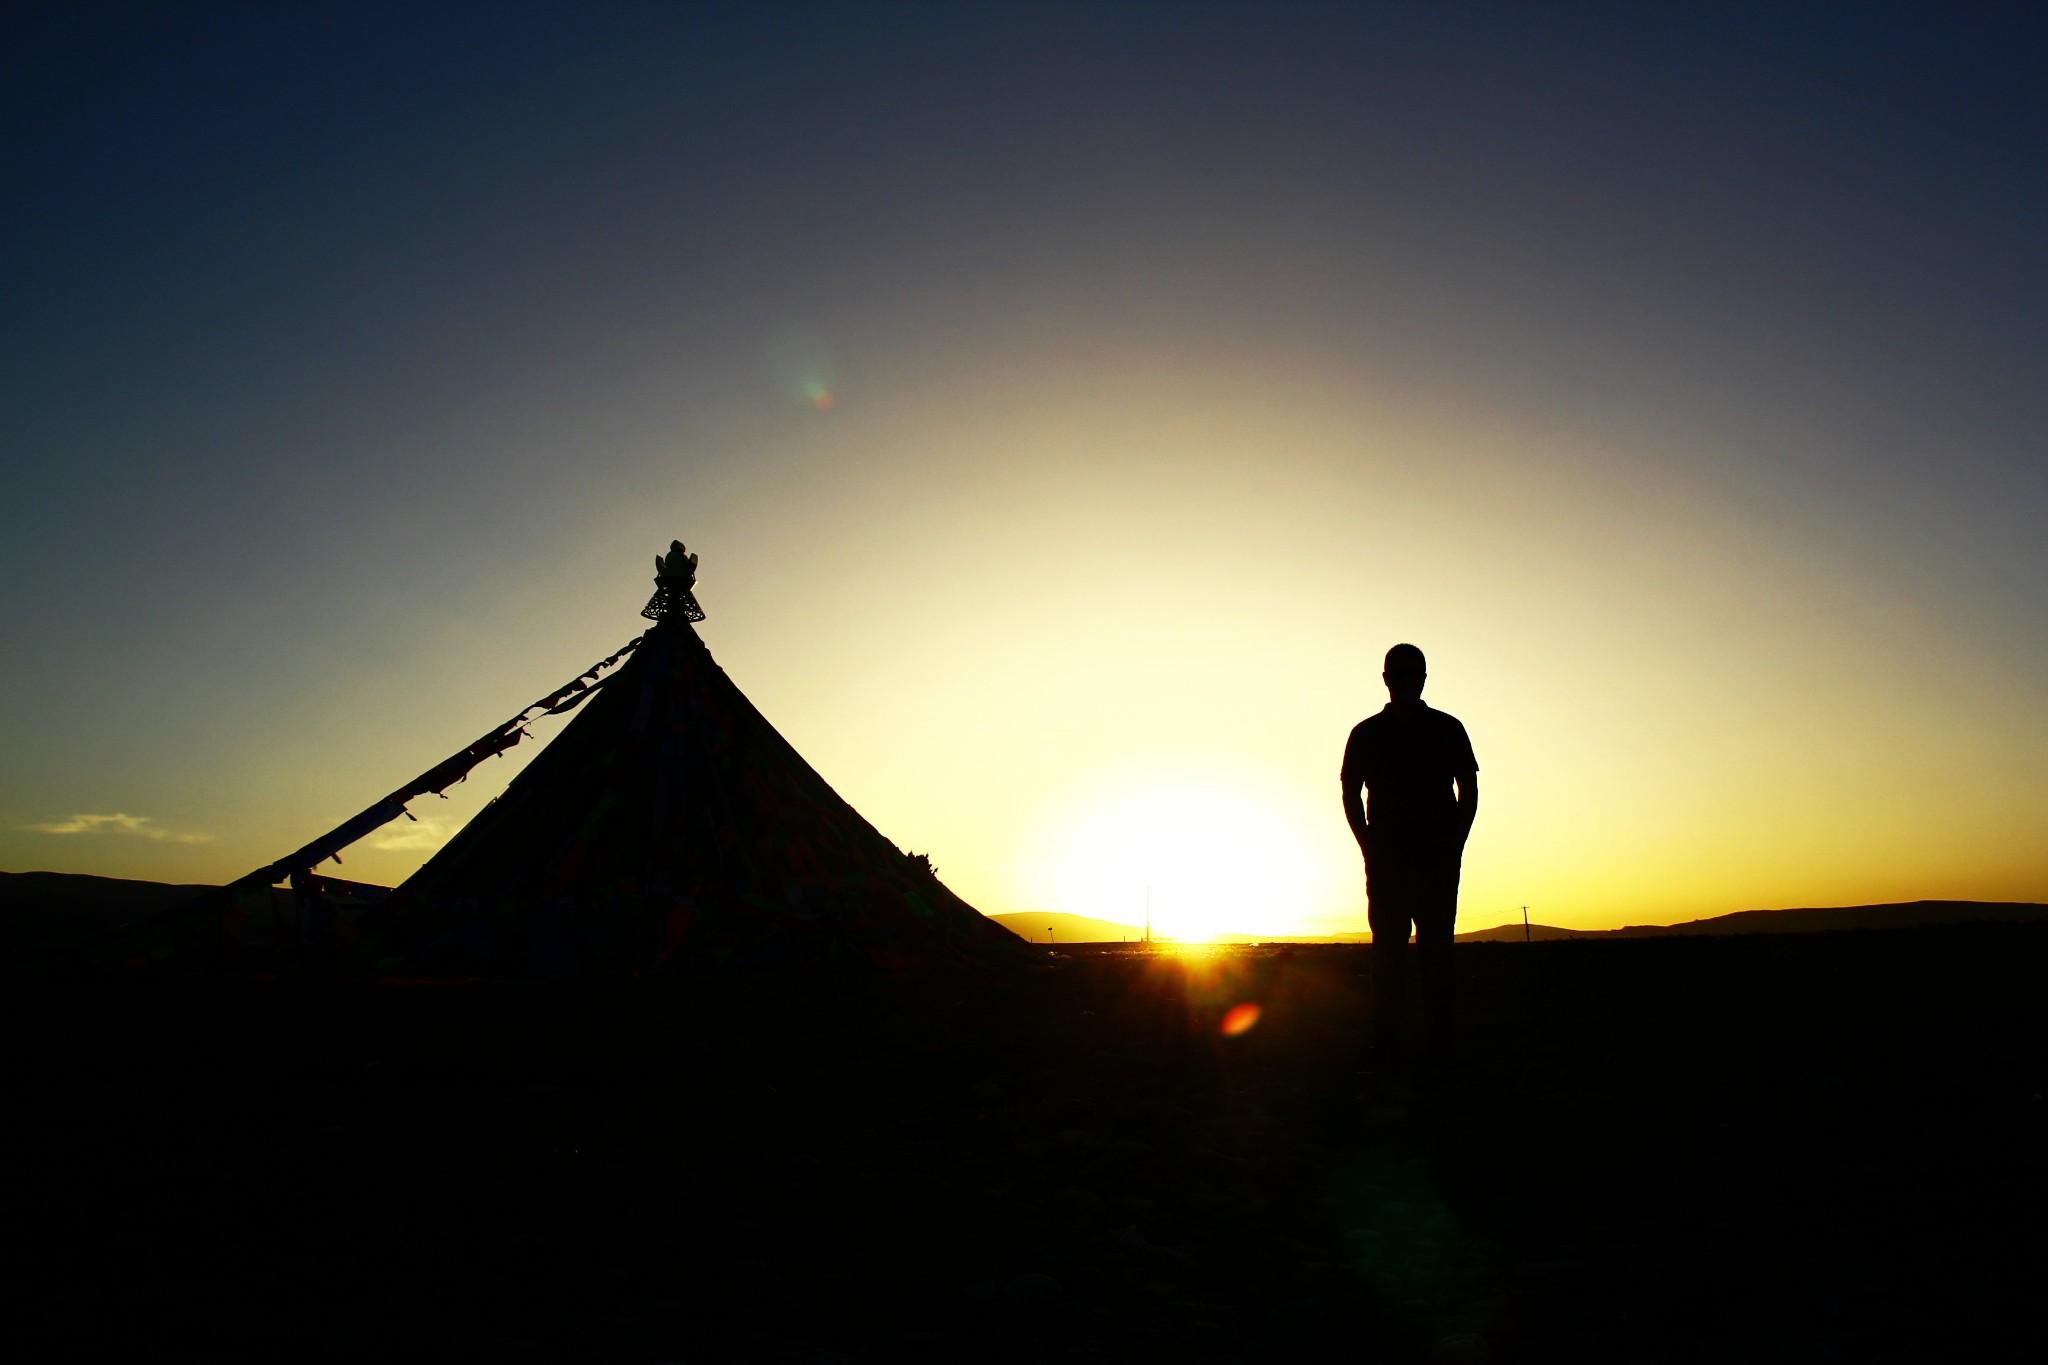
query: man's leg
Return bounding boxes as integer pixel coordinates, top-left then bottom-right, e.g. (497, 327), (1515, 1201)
(1366, 859), (1415, 1055)
(1414, 858), (1463, 1061)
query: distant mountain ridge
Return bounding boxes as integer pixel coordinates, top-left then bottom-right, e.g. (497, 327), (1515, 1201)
(996, 899), (2048, 944)
(992, 912), (1152, 944)
(1454, 899), (2048, 942)
(1, 870), (215, 966)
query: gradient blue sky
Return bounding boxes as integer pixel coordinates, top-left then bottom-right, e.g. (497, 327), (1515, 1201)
(4, 3), (2044, 934)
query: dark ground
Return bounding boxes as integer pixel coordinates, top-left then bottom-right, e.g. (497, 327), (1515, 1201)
(2, 928), (2044, 1363)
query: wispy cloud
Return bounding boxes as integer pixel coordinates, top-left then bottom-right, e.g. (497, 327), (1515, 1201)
(21, 813), (213, 844)
(369, 817), (456, 852)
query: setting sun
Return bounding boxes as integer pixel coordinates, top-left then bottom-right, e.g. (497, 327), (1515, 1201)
(1028, 761), (1333, 941)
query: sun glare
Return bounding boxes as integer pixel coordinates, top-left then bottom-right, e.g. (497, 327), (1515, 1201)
(1032, 763), (1325, 941)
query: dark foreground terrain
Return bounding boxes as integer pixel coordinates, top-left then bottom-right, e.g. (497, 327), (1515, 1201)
(2, 928), (2044, 1363)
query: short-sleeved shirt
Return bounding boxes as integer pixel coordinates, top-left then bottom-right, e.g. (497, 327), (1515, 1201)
(1341, 701), (1478, 834)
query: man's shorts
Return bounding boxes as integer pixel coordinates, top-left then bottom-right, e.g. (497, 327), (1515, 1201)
(1366, 848), (1463, 943)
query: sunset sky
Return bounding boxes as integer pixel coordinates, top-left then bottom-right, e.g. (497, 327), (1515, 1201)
(4, 3), (2045, 938)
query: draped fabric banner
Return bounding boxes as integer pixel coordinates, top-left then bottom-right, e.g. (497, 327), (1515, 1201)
(234, 634), (646, 888)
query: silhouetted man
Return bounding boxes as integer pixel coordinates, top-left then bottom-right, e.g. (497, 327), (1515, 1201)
(1342, 644), (1478, 1061)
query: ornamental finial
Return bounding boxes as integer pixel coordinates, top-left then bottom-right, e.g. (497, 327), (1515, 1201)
(642, 540), (705, 622)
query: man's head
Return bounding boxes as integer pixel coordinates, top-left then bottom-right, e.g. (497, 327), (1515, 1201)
(1383, 643), (1426, 702)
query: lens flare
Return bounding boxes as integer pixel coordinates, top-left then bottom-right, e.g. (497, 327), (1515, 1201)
(767, 325), (838, 411)
(1219, 1002), (1262, 1036)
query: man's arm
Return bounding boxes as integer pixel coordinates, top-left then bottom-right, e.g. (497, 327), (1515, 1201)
(1341, 725), (1372, 859)
(1343, 778), (1370, 859)
(1454, 770), (1478, 845)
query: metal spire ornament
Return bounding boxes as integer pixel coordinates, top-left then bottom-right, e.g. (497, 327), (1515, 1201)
(642, 540), (706, 622)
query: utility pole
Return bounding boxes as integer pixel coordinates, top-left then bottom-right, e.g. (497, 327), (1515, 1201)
(1522, 905), (1531, 944)
(1145, 885), (1152, 944)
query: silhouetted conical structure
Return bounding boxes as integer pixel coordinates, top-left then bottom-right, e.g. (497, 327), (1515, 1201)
(386, 543), (1021, 976)
(92, 542), (1026, 978)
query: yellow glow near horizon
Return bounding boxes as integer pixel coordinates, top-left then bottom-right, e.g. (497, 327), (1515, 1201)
(727, 355), (2048, 935)
(21, 351), (2044, 934)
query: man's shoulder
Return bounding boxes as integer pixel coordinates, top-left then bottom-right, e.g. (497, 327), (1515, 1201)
(1340, 715), (1379, 778)
(1347, 703), (1469, 742)
(1424, 706), (1477, 766)
(1346, 709), (1394, 746)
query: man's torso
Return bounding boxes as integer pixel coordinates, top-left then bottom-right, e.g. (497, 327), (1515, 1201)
(1341, 701), (1477, 839)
